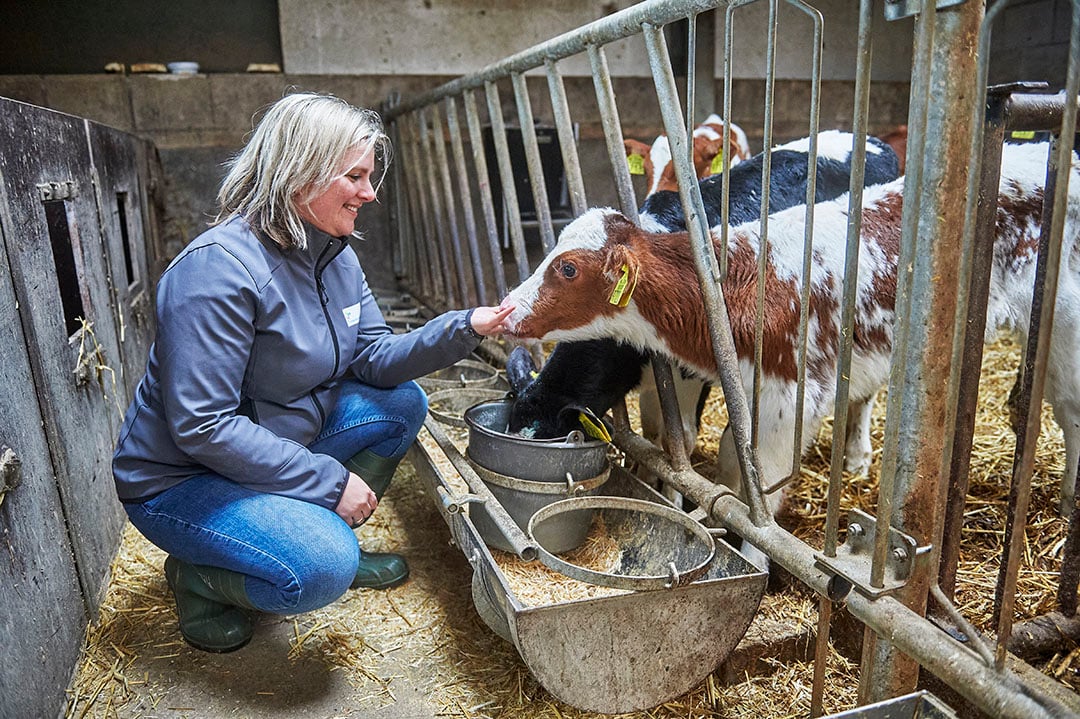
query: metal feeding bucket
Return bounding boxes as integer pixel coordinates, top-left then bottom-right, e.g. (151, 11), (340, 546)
(528, 496), (717, 590)
(407, 451), (770, 715)
(463, 399), (609, 553)
(417, 359), (508, 392)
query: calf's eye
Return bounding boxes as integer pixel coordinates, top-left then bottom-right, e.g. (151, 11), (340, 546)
(561, 263), (577, 279)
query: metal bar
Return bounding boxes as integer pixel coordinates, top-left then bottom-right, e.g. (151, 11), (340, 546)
(810, 596), (832, 718)
(936, 0), (1016, 592)
(785, 0), (823, 508)
(384, 92), (406, 281)
(383, 0), (727, 120)
(422, 418), (539, 560)
(719, 2), (738, 278)
(610, 423), (1075, 719)
(484, 80), (531, 282)
(402, 113), (441, 307)
(445, 95), (488, 306)
(824, 0), (871, 558)
(652, 358), (691, 470)
(544, 58), (588, 217)
(419, 108), (459, 308)
(588, 43), (638, 219)
(692, 9), (717, 124)
(750, 0), (780, 453)
(511, 72), (556, 254)
(861, 0), (985, 702)
(996, 103), (1079, 669)
(642, 20), (770, 527)
(463, 89), (509, 300)
(430, 103), (472, 304)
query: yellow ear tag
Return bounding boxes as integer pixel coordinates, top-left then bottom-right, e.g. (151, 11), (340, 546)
(1011, 130), (1036, 140)
(578, 412), (612, 443)
(709, 148), (725, 175)
(627, 153), (645, 176)
(608, 263), (639, 307)
(529, 370), (539, 379)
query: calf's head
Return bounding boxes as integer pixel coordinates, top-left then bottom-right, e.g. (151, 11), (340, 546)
(503, 208), (641, 341)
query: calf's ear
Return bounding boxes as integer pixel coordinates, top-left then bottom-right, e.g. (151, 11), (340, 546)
(603, 243), (642, 308)
(506, 345), (539, 394)
(623, 138), (651, 158)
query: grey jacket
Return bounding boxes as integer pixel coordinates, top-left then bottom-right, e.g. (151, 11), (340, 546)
(113, 216), (481, 509)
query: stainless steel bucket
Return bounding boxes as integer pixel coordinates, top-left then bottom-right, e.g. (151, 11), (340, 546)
(463, 399), (610, 553)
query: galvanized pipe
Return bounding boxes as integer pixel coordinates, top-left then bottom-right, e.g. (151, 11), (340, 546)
(430, 104), (472, 304)
(544, 59), (588, 217)
(419, 108), (459, 309)
(423, 418), (539, 561)
(609, 424), (1074, 719)
(444, 95), (489, 305)
(996, 103), (1080, 673)
(862, 0), (984, 702)
(401, 113), (441, 308)
(642, 21), (770, 527)
(463, 89), (509, 300)
(511, 72), (557, 254)
(588, 43), (639, 219)
(484, 81), (531, 283)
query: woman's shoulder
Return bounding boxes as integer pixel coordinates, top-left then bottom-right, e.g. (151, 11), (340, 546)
(165, 217), (282, 289)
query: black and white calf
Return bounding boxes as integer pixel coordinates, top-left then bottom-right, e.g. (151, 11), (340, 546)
(507, 131), (902, 472)
(502, 142), (1080, 519)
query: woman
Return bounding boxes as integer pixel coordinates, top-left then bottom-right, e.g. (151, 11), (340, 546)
(112, 92), (513, 653)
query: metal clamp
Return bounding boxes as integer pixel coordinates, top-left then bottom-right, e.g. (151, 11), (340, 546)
(37, 180), (78, 201)
(884, 0), (968, 22)
(0, 445), (22, 509)
(814, 508), (931, 599)
(436, 485), (486, 514)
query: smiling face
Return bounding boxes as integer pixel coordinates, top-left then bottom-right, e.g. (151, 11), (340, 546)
(296, 144), (377, 237)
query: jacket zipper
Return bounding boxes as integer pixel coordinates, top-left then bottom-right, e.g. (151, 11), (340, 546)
(315, 234), (347, 380)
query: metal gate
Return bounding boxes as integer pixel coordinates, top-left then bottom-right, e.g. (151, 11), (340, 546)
(382, 1), (1080, 717)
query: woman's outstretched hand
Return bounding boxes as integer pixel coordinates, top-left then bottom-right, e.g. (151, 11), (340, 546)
(470, 303), (515, 337)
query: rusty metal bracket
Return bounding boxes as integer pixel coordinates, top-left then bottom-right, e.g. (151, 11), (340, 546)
(36, 180), (78, 201)
(814, 508), (932, 599)
(0, 445), (22, 509)
(884, 0), (968, 22)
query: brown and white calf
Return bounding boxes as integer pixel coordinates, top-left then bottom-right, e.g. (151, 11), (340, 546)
(503, 141), (1080, 518)
(624, 114), (753, 197)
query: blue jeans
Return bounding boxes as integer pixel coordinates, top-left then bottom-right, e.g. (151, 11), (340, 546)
(124, 379), (428, 614)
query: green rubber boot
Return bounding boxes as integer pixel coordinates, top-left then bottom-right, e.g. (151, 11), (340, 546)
(350, 549), (410, 590)
(344, 449), (402, 500)
(164, 556), (256, 653)
(344, 450), (410, 589)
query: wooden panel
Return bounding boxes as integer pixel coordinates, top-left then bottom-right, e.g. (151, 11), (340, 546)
(0, 98), (126, 610)
(87, 121), (156, 402)
(0, 184), (87, 719)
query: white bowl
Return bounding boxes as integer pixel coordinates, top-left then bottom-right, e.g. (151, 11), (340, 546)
(167, 62), (200, 75)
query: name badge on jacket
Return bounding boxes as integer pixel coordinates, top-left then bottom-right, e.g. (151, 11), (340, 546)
(342, 302), (362, 327)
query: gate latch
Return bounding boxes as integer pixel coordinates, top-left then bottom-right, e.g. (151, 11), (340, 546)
(814, 508), (931, 599)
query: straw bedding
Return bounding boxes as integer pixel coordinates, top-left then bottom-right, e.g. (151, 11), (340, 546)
(67, 335), (1075, 717)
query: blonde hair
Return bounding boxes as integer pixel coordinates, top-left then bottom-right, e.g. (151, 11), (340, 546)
(215, 92), (392, 249)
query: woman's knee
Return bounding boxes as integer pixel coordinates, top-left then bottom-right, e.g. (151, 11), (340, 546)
(252, 519), (359, 614)
(394, 381), (428, 439)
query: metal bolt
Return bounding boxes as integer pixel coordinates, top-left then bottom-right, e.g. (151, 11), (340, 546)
(847, 522), (865, 538)
(892, 547), (909, 563)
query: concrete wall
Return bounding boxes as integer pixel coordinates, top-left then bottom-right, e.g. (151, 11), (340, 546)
(279, 0), (915, 82)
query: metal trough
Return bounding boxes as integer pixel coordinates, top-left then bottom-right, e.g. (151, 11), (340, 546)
(409, 437), (769, 714)
(821, 691), (958, 719)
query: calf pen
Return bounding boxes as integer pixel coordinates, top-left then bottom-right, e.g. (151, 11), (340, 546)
(381, 0), (1080, 717)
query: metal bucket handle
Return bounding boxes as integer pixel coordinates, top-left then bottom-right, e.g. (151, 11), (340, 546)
(466, 454), (611, 496)
(528, 496), (717, 591)
(427, 387), (512, 427)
